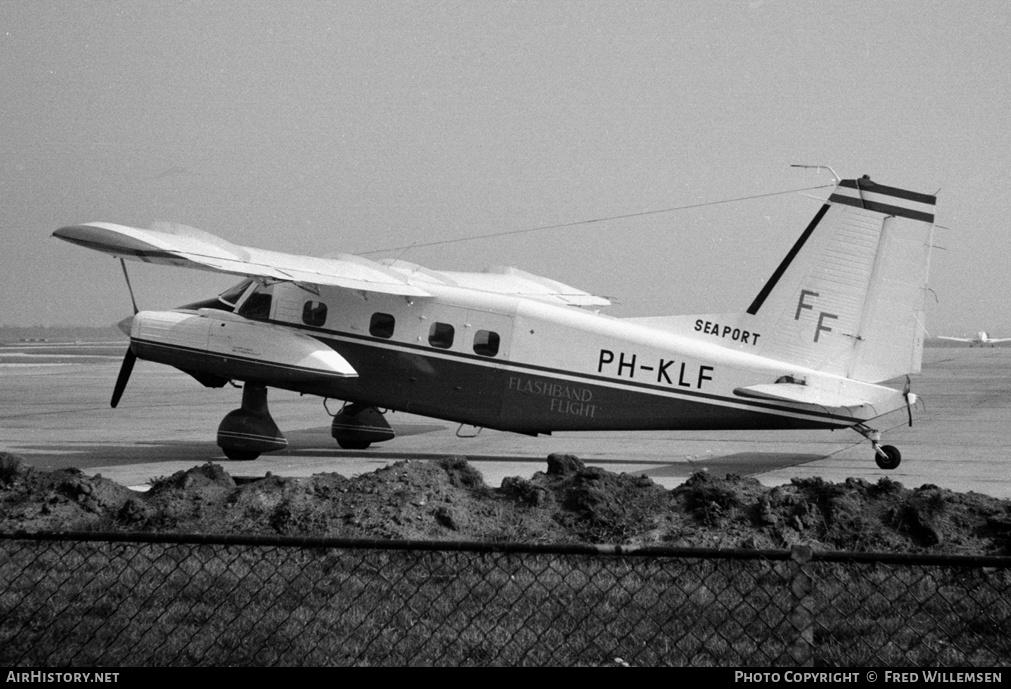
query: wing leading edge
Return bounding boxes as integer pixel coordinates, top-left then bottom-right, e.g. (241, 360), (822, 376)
(54, 222), (431, 296)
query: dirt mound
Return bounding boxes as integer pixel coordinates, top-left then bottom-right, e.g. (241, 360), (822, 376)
(0, 452), (138, 532)
(2, 450), (1011, 554)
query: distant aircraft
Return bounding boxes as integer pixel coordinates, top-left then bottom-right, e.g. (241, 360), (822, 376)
(53, 174), (936, 470)
(938, 332), (1011, 347)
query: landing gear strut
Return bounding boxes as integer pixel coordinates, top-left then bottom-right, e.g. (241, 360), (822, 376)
(217, 384), (287, 460)
(854, 423), (901, 470)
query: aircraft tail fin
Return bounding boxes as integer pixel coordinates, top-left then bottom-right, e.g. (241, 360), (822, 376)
(744, 176), (936, 383)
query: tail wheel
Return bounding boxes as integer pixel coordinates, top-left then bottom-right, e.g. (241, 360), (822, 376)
(875, 445), (901, 470)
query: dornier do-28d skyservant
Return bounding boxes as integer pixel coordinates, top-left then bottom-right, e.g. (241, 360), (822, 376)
(938, 331), (1011, 347)
(54, 174), (936, 469)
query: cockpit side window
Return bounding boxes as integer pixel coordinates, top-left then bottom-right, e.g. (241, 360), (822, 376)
(237, 289), (272, 321)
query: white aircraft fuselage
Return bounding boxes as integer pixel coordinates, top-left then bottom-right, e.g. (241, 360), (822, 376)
(129, 282), (906, 436)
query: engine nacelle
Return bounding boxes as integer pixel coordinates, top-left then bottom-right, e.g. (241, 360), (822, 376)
(129, 309), (357, 384)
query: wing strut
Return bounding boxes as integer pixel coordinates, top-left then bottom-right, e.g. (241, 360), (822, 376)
(119, 258), (139, 315)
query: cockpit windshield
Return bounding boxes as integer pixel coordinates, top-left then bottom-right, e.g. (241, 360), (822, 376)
(218, 279), (255, 307)
(216, 278), (273, 321)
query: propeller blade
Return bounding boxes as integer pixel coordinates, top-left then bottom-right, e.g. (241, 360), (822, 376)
(111, 348), (136, 408)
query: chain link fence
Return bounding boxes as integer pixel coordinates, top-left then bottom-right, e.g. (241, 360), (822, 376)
(1, 532), (1009, 666)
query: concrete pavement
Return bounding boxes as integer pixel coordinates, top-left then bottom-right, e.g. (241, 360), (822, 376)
(2, 344), (1009, 496)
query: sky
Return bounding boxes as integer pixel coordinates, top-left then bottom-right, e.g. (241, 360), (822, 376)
(1, 1), (1009, 337)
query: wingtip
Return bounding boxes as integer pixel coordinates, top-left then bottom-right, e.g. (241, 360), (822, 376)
(53, 224), (85, 239)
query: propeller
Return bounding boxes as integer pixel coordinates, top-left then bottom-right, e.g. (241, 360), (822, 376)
(111, 258), (139, 408)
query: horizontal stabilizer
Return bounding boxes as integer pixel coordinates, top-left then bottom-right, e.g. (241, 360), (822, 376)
(733, 383), (876, 418)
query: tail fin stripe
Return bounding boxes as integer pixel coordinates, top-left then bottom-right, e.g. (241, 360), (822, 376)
(746, 204), (829, 316)
(838, 178), (936, 205)
(827, 194), (935, 223)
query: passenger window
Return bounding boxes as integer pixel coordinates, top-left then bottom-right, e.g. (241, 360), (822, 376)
(369, 313), (395, 338)
(238, 292), (272, 321)
(473, 330), (500, 357)
(428, 322), (454, 349)
(302, 301), (327, 327)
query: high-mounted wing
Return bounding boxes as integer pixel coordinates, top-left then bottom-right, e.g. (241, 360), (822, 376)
(937, 336), (972, 342)
(54, 222), (610, 307)
(54, 222), (431, 297)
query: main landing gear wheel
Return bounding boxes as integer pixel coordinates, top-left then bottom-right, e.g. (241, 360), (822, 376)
(217, 384), (287, 460)
(875, 445), (901, 470)
(330, 403), (395, 450)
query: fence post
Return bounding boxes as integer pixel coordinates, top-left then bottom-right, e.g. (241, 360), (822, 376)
(789, 544), (814, 666)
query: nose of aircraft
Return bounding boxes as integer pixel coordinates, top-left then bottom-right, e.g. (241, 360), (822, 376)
(117, 314), (134, 336)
